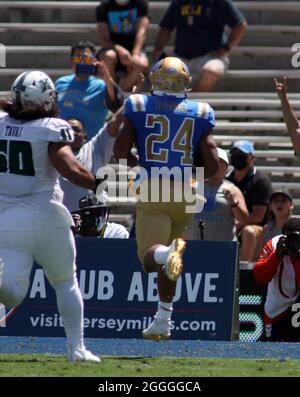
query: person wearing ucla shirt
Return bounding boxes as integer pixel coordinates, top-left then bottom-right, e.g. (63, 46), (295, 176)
(114, 57), (219, 340)
(55, 40), (123, 141)
(152, 0), (247, 92)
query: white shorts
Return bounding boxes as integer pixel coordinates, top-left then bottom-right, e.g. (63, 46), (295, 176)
(0, 227), (76, 287)
(178, 53), (230, 82)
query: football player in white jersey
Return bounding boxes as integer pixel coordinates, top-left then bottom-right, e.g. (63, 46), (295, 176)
(0, 71), (101, 362)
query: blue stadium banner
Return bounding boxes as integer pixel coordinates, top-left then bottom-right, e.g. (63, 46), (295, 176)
(0, 238), (238, 340)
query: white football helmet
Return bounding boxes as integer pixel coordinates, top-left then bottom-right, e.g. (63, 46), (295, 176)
(11, 71), (57, 111)
(150, 57), (191, 95)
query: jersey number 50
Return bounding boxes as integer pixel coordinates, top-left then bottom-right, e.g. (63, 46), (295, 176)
(0, 140), (35, 176)
(145, 114), (194, 166)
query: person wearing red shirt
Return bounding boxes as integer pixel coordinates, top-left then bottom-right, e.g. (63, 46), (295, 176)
(253, 217), (300, 341)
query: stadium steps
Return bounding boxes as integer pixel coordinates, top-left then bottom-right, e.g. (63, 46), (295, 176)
(1, 1), (300, 25)
(2, 45), (296, 70)
(1, 22), (300, 47)
(214, 135), (292, 144)
(1, 68), (300, 92)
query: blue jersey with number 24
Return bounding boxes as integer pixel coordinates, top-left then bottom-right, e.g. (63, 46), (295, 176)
(124, 93), (215, 175)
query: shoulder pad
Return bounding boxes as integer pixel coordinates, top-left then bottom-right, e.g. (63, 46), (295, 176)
(43, 117), (74, 143)
(196, 102), (215, 126)
(127, 94), (147, 112)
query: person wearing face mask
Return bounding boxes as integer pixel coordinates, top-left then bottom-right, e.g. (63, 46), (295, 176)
(226, 140), (273, 261)
(55, 40), (123, 141)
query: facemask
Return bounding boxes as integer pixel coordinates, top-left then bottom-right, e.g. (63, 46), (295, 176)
(230, 153), (248, 170)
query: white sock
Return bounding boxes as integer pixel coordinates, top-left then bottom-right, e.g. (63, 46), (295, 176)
(154, 245), (170, 265)
(54, 274), (84, 350)
(156, 301), (173, 321)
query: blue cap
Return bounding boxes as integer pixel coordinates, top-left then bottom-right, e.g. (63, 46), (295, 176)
(230, 140), (254, 154)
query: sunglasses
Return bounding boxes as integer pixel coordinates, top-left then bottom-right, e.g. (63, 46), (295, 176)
(72, 55), (94, 64)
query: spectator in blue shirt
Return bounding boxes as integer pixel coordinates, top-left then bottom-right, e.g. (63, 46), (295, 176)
(55, 40), (123, 140)
(152, 0), (247, 92)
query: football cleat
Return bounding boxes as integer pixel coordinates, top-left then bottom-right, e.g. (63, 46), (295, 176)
(150, 56), (191, 95)
(11, 70), (57, 112)
(142, 318), (171, 340)
(164, 238), (186, 282)
(67, 345), (101, 363)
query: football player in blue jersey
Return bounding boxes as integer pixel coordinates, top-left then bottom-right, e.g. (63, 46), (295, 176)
(114, 57), (219, 339)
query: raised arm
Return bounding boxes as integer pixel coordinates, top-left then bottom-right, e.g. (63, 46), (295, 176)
(113, 117), (138, 168)
(95, 60), (123, 112)
(275, 76), (300, 153)
(106, 73), (145, 137)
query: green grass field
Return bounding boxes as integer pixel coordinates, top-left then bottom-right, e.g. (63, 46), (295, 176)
(0, 354), (299, 377)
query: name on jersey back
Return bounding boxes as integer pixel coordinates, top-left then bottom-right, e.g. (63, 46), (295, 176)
(5, 125), (23, 137)
(154, 102), (187, 113)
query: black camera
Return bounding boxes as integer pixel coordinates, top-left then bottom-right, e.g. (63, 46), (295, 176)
(285, 231), (300, 252)
(75, 63), (97, 75)
(71, 193), (109, 237)
(74, 55), (97, 76)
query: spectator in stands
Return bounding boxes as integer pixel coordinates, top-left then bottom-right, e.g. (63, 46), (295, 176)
(186, 147), (248, 241)
(60, 116), (115, 212)
(152, 0), (247, 92)
(95, 0), (149, 92)
(63, 117), (129, 239)
(61, 74), (145, 235)
(275, 76), (300, 157)
(256, 190), (294, 255)
(114, 56), (219, 340)
(253, 217), (300, 342)
(55, 40), (123, 140)
(226, 140), (273, 261)
(0, 70), (100, 362)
